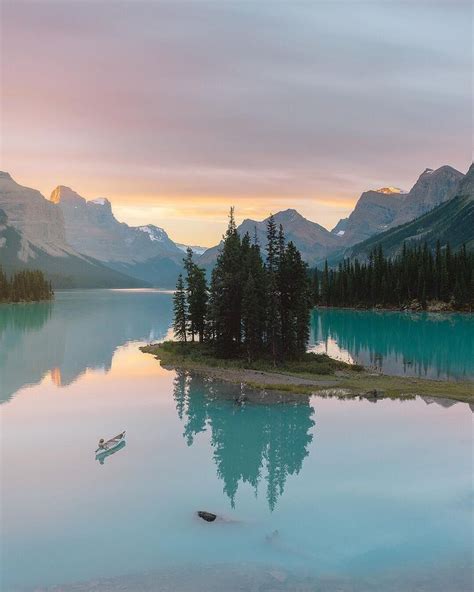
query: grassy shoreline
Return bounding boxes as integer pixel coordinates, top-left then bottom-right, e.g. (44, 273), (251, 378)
(140, 341), (474, 405)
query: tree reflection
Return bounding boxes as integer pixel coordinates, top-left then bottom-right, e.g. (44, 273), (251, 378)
(173, 372), (315, 511)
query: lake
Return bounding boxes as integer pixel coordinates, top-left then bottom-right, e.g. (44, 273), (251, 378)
(1, 290), (472, 591)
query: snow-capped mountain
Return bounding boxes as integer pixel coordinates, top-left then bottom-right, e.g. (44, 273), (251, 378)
(388, 165), (463, 227)
(50, 185), (185, 286)
(0, 174), (146, 288)
(349, 163), (474, 259)
(332, 165), (464, 247)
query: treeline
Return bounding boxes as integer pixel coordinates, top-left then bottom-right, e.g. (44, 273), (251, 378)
(0, 267), (54, 303)
(311, 242), (474, 310)
(174, 208), (311, 361)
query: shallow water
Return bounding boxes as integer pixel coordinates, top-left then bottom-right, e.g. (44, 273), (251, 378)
(0, 290), (472, 591)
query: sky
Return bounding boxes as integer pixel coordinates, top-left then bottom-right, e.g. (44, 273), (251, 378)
(1, 0), (472, 246)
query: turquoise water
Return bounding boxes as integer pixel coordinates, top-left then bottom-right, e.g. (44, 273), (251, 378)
(1, 291), (472, 591)
(309, 308), (474, 381)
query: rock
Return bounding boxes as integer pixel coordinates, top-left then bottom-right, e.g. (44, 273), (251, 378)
(361, 389), (385, 400)
(197, 511), (217, 522)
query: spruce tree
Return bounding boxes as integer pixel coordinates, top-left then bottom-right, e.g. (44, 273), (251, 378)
(207, 207), (243, 356)
(183, 248), (208, 342)
(173, 274), (188, 342)
(265, 215), (281, 363)
(242, 272), (260, 362)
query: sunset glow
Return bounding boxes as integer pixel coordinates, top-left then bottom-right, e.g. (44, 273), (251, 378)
(1, 0), (471, 245)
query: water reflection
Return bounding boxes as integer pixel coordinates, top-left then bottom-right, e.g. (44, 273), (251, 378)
(173, 371), (315, 511)
(0, 290), (173, 404)
(95, 440), (127, 465)
(310, 308), (474, 380)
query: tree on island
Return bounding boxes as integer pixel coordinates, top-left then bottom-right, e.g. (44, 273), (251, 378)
(173, 274), (187, 342)
(183, 248), (208, 342)
(172, 207), (312, 361)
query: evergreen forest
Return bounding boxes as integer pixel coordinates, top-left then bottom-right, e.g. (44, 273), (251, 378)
(0, 267), (54, 302)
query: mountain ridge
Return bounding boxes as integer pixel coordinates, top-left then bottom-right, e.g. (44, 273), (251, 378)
(51, 184), (184, 287)
(348, 163), (474, 259)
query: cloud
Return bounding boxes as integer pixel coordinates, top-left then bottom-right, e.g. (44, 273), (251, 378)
(1, 0), (471, 244)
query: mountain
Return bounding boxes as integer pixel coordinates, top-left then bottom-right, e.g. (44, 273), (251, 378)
(0, 171), (73, 257)
(51, 185), (184, 287)
(0, 174), (147, 288)
(199, 208), (340, 268)
(349, 163), (474, 259)
(331, 217), (349, 236)
(333, 166), (464, 247)
(0, 207), (146, 288)
(336, 187), (404, 246)
(389, 165), (463, 227)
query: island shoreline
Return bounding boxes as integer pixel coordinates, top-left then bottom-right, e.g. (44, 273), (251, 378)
(141, 342), (474, 405)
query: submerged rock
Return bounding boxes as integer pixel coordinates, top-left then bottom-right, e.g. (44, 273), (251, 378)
(197, 511), (217, 522)
(234, 393), (248, 405)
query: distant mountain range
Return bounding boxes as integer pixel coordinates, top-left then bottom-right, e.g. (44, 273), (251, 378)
(0, 173), (146, 288)
(349, 163), (474, 259)
(198, 164), (469, 269)
(0, 163), (471, 287)
(51, 185), (185, 286)
(199, 208), (340, 268)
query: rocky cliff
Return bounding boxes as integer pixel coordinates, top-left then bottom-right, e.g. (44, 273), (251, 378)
(389, 165), (463, 227)
(338, 189), (404, 246)
(0, 172), (73, 260)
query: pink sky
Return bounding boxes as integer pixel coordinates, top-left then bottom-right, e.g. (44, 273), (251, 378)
(1, 1), (471, 245)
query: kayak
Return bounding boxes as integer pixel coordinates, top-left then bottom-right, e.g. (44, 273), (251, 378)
(95, 431), (126, 460)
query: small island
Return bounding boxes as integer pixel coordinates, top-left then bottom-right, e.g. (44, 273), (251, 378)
(0, 266), (53, 303)
(142, 209), (473, 405)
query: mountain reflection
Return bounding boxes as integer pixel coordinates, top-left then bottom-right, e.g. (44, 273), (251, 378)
(311, 309), (474, 380)
(173, 371), (315, 511)
(0, 290), (173, 404)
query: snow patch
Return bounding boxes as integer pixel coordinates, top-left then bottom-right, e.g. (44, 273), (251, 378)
(176, 243), (207, 255)
(336, 230), (345, 236)
(138, 225), (165, 242)
(91, 198), (107, 205)
(375, 187), (406, 195)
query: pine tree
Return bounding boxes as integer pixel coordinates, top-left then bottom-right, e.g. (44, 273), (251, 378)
(207, 207), (243, 356)
(183, 248), (208, 342)
(173, 274), (188, 342)
(242, 272), (260, 362)
(316, 241), (473, 311)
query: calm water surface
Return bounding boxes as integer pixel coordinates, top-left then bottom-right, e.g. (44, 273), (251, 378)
(1, 290), (472, 591)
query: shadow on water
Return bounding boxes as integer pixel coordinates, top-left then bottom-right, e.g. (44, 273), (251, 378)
(173, 371), (315, 511)
(0, 290), (173, 404)
(311, 308), (474, 380)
